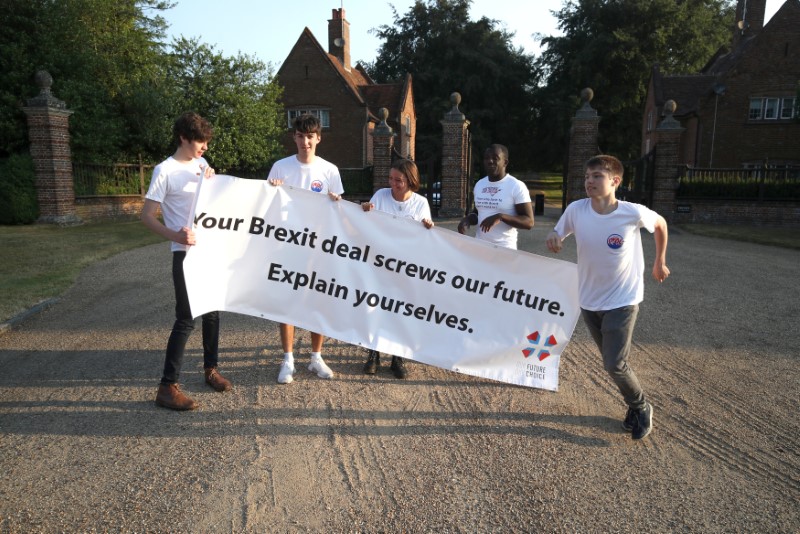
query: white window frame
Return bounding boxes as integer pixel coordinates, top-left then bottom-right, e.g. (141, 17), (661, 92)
(748, 97), (796, 121)
(780, 97), (796, 119)
(763, 98), (779, 120)
(748, 98), (763, 120)
(287, 109), (331, 129)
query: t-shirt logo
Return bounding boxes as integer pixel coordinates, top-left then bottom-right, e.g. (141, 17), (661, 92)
(482, 186), (501, 196)
(607, 234), (624, 249)
(310, 180), (324, 193)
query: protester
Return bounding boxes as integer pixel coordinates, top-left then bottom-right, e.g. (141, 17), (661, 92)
(141, 112), (232, 411)
(267, 113), (344, 384)
(360, 159), (434, 378)
(457, 144), (533, 249)
(545, 154), (670, 440)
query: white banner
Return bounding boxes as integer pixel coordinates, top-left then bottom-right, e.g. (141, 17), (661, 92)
(184, 175), (580, 391)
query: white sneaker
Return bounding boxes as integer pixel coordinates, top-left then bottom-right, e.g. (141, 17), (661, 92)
(277, 361), (295, 384)
(308, 358), (334, 379)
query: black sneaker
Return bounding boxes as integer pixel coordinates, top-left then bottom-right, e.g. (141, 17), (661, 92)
(390, 356), (408, 379)
(632, 402), (653, 440)
(622, 407), (636, 432)
(363, 350), (379, 375)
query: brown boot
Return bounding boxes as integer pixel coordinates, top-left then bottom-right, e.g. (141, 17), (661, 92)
(204, 367), (232, 392)
(155, 383), (198, 411)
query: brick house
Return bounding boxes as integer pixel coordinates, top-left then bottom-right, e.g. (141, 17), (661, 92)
(274, 8), (416, 169)
(641, 0), (800, 169)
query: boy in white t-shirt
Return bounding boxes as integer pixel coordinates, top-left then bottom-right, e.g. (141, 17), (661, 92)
(267, 114), (344, 384)
(141, 112), (232, 411)
(546, 155), (670, 440)
(457, 144), (533, 249)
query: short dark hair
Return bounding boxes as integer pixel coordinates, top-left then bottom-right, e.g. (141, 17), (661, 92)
(390, 159), (421, 192)
(293, 113), (322, 135)
(485, 144), (509, 161)
(584, 154), (624, 178)
(173, 112), (213, 147)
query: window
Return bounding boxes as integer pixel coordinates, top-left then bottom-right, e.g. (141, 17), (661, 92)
(287, 109), (330, 129)
(749, 98), (762, 120)
(647, 110), (654, 132)
(781, 97), (796, 119)
(749, 97), (796, 121)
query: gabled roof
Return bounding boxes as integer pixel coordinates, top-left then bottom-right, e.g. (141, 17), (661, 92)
(651, 64), (715, 118)
(650, 0), (800, 117)
(276, 28), (411, 124)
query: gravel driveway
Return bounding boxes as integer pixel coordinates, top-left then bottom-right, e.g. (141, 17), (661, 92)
(0, 207), (798, 532)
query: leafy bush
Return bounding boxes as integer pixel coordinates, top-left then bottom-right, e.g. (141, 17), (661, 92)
(0, 153), (38, 224)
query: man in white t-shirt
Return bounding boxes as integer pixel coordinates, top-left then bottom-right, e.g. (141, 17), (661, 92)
(546, 154), (670, 440)
(457, 144), (533, 249)
(267, 114), (344, 385)
(141, 112), (232, 411)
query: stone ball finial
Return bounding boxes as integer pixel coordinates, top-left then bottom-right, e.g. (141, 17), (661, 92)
(378, 107), (389, 122)
(35, 70), (53, 93)
(450, 92), (462, 108)
(664, 99), (677, 114)
(581, 87), (594, 103)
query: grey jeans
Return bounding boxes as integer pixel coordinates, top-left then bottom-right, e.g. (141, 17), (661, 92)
(581, 305), (646, 410)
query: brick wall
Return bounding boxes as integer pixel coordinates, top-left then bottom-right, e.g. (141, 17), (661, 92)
(74, 196), (146, 221)
(673, 199), (800, 226)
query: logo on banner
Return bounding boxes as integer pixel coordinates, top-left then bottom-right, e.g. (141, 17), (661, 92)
(523, 331), (557, 361)
(310, 180), (324, 192)
(607, 234), (624, 249)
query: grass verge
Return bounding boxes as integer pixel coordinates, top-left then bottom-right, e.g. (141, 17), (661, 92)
(0, 219), (163, 324)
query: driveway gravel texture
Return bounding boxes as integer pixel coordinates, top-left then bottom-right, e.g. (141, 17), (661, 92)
(0, 207), (798, 532)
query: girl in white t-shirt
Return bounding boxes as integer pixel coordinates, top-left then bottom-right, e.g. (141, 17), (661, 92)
(360, 159), (434, 378)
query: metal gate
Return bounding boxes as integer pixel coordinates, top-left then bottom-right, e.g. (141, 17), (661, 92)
(620, 148), (656, 207)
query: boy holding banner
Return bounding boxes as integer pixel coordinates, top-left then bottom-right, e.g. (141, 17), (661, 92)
(141, 112), (232, 411)
(545, 154), (670, 440)
(267, 113), (344, 384)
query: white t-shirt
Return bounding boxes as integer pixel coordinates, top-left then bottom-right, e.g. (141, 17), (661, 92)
(369, 188), (432, 222)
(472, 174), (531, 249)
(145, 156), (208, 252)
(553, 199), (660, 311)
(267, 155), (344, 195)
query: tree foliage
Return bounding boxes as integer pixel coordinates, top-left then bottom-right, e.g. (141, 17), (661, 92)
(166, 39), (284, 172)
(0, 0), (284, 170)
(367, 0), (539, 170)
(532, 0), (736, 166)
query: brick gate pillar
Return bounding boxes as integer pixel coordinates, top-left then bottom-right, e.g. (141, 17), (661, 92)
(566, 88), (601, 206)
(651, 100), (684, 221)
(22, 70), (80, 225)
(439, 92), (470, 218)
(371, 108), (394, 193)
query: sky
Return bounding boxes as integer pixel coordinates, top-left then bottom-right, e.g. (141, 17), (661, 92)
(161, 0), (565, 69)
(162, 0), (785, 70)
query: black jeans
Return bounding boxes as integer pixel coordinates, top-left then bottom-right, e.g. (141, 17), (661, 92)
(160, 251), (219, 385)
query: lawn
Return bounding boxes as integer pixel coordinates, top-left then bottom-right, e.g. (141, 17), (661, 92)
(0, 219), (163, 324)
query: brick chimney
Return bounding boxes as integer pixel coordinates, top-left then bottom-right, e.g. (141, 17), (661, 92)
(328, 8), (351, 71)
(733, 0), (767, 48)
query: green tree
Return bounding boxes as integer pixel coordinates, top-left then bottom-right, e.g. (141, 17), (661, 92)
(166, 38), (284, 172)
(0, 0), (173, 162)
(532, 0), (735, 167)
(367, 0), (539, 169)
